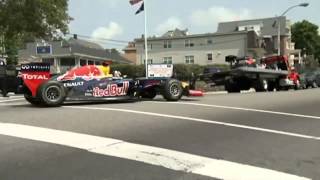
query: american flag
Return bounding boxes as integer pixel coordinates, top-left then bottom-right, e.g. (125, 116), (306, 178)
(135, 3), (144, 15)
(129, 0), (142, 5)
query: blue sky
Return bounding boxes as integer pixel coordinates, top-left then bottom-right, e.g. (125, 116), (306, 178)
(68, 0), (319, 48)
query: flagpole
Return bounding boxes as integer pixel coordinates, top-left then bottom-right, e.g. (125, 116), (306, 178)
(144, 0), (148, 78)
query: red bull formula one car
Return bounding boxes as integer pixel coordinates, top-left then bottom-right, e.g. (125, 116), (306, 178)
(20, 63), (203, 106)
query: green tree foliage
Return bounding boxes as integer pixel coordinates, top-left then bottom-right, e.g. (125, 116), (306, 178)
(0, 0), (71, 64)
(291, 20), (320, 64)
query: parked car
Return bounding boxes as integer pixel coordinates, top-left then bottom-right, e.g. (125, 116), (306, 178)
(300, 70), (320, 88)
(199, 66), (224, 85)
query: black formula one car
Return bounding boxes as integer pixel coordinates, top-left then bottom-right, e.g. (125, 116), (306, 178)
(20, 63), (202, 106)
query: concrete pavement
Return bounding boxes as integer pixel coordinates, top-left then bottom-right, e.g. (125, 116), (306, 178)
(0, 89), (319, 179)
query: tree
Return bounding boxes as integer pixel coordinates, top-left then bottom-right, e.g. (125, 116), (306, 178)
(0, 0), (71, 64)
(291, 20), (320, 64)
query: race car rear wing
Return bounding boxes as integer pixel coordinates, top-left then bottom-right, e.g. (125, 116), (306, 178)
(21, 63), (51, 96)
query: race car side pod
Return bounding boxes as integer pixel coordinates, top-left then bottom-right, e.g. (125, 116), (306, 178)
(20, 63), (51, 97)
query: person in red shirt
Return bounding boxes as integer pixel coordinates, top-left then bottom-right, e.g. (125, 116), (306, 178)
(288, 67), (300, 85)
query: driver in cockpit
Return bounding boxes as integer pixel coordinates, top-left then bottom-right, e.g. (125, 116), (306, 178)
(100, 61), (113, 77)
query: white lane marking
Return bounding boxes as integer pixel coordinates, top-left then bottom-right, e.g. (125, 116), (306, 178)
(0, 95), (24, 99)
(152, 101), (320, 120)
(65, 106), (320, 141)
(204, 88), (256, 95)
(0, 98), (25, 103)
(204, 91), (227, 95)
(0, 123), (310, 180)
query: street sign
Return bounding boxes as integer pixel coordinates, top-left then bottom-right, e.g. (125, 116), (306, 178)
(36, 45), (52, 54)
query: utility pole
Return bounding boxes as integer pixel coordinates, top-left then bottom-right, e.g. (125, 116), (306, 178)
(276, 3), (309, 56)
(143, 0), (149, 78)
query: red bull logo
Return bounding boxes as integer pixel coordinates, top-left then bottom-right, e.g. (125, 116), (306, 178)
(58, 65), (104, 81)
(93, 81), (130, 97)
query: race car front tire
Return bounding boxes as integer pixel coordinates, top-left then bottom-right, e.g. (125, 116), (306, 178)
(38, 81), (66, 107)
(162, 79), (183, 101)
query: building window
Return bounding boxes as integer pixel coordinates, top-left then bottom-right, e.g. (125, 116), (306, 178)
(143, 43), (152, 50)
(88, 60), (94, 65)
(185, 40), (194, 47)
(80, 59), (87, 66)
(185, 56), (194, 64)
(207, 39), (213, 45)
(164, 40), (172, 48)
(60, 58), (76, 73)
(207, 53), (213, 61)
(42, 58), (54, 66)
(143, 59), (153, 64)
(163, 57), (173, 64)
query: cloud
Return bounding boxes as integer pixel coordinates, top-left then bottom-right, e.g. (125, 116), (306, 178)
(97, 0), (119, 8)
(91, 22), (124, 40)
(190, 6), (251, 30)
(156, 17), (184, 34)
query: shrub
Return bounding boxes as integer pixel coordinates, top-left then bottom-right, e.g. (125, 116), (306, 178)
(110, 63), (229, 80)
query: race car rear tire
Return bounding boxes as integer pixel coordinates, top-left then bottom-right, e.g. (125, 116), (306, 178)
(162, 79), (183, 101)
(38, 81), (66, 107)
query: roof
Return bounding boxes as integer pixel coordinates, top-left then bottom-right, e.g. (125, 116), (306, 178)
(162, 28), (188, 38)
(68, 38), (104, 50)
(217, 16), (289, 36)
(18, 38), (132, 64)
(135, 31), (248, 42)
(106, 49), (133, 64)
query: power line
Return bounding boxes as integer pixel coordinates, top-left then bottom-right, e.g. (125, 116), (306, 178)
(66, 33), (130, 44)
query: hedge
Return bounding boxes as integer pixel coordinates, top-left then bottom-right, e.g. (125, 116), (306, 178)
(111, 64), (229, 81)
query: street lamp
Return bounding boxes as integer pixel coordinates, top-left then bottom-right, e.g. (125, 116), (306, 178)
(276, 3), (309, 56)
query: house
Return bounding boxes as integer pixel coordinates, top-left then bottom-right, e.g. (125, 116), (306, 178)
(134, 28), (250, 65)
(217, 16), (301, 64)
(18, 35), (132, 73)
(131, 17), (301, 66)
(123, 42), (137, 64)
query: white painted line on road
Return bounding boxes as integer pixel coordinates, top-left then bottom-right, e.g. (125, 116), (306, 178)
(153, 101), (320, 120)
(204, 91), (227, 95)
(0, 123), (310, 180)
(65, 106), (320, 141)
(203, 89), (255, 95)
(0, 98), (25, 103)
(0, 95), (24, 99)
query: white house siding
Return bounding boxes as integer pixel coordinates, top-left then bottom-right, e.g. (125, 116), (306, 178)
(135, 33), (247, 65)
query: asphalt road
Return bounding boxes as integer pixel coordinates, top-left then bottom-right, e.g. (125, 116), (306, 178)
(0, 89), (320, 180)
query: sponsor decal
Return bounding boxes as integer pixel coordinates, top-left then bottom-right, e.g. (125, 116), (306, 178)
(57, 65), (103, 81)
(93, 81), (129, 97)
(22, 74), (49, 80)
(21, 63), (50, 72)
(63, 81), (84, 87)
